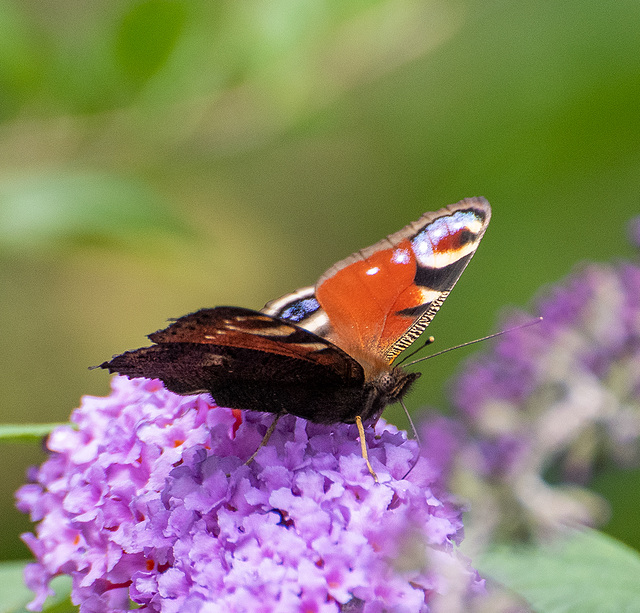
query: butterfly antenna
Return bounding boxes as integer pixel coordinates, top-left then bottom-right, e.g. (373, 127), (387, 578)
(404, 317), (543, 368)
(397, 335), (435, 365)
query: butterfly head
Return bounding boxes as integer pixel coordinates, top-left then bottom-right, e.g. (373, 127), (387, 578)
(384, 367), (421, 408)
(362, 366), (421, 422)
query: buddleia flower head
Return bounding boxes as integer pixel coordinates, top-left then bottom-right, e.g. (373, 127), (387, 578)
(450, 261), (640, 540)
(17, 376), (482, 612)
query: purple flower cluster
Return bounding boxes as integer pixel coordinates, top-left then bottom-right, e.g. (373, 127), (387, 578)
(17, 376), (480, 613)
(450, 262), (640, 536)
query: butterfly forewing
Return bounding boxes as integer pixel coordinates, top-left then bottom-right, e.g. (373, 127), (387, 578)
(270, 198), (491, 369)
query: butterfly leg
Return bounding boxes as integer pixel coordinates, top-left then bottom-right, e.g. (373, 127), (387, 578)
(355, 415), (379, 483)
(243, 413), (282, 467)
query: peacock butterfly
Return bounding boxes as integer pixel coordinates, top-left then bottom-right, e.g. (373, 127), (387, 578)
(99, 197), (491, 479)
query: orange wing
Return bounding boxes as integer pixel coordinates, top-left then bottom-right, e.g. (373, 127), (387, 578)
(264, 198), (491, 375)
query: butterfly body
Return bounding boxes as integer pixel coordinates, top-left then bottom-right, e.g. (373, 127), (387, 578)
(100, 198), (491, 430)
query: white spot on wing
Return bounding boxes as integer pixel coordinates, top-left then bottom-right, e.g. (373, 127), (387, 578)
(391, 248), (411, 265)
(366, 266), (379, 276)
(420, 288), (442, 303)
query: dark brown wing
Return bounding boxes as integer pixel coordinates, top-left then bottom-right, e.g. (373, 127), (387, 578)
(147, 307), (355, 371)
(99, 307), (365, 418)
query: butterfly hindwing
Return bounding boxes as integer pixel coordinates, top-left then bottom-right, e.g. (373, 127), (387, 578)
(100, 307), (367, 422)
(148, 307), (353, 373)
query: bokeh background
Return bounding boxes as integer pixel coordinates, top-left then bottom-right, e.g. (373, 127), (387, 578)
(2, 0), (639, 561)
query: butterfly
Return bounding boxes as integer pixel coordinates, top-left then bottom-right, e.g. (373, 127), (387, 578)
(99, 197), (491, 480)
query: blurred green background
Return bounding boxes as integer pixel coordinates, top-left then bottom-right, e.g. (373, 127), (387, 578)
(2, 0), (639, 561)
